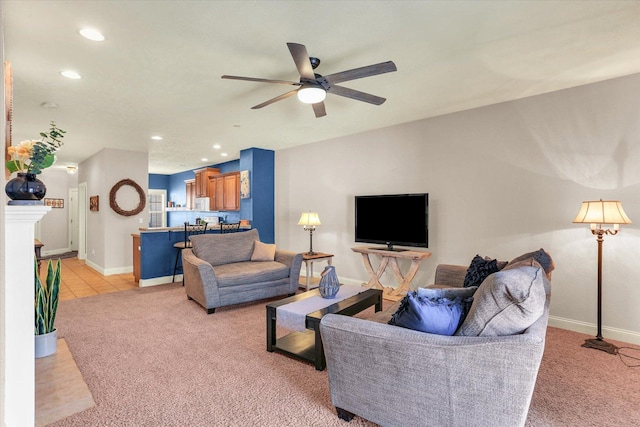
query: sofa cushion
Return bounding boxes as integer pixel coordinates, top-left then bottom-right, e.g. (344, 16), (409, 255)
(388, 290), (473, 336)
(507, 248), (555, 280)
(251, 240), (276, 261)
(463, 255), (505, 288)
(190, 229), (260, 267)
(455, 265), (546, 337)
(213, 260), (290, 287)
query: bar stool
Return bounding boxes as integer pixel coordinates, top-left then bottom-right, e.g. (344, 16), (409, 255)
(220, 222), (240, 233)
(172, 221), (208, 283)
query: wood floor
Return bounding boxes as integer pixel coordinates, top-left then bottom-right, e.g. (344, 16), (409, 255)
(35, 257), (138, 426)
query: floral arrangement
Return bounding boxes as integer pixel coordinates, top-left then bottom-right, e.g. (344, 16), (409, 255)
(6, 121), (66, 175)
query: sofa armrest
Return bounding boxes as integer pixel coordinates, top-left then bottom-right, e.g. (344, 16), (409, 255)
(275, 249), (303, 293)
(320, 313), (546, 427)
(433, 263), (467, 287)
(182, 248), (221, 308)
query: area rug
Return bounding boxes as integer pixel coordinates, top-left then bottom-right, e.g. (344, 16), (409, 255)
(51, 284), (640, 426)
(41, 251), (78, 260)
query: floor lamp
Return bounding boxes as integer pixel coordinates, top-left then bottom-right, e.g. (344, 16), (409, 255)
(573, 199), (631, 354)
(298, 212), (321, 255)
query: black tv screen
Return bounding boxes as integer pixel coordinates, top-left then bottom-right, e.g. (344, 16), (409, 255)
(355, 193), (428, 251)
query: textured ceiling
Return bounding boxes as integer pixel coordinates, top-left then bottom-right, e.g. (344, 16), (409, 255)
(4, 1), (640, 174)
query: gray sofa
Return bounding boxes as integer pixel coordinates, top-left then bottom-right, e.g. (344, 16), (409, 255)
(182, 229), (303, 314)
(320, 251), (553, 427)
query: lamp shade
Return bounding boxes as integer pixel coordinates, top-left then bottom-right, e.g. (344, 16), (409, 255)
(297, 86), (326, 104)
(298, 212), (321, 227)
(573, 199), (632, 225)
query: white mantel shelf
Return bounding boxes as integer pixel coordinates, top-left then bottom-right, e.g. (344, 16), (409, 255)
(3, 204), (51, 427)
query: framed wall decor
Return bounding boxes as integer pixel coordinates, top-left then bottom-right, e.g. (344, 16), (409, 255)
(44, 198), (64, 208)
(240, 170), (250, 199)
(90, 195), (99, 212)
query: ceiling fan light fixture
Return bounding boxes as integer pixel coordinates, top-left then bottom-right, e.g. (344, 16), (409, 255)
(297, 85), (326, 104)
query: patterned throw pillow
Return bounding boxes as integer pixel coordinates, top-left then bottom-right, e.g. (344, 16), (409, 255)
(463, 255), (505, 288)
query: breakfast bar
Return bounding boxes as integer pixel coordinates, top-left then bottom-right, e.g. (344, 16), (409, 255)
(134, 224), (251, 287)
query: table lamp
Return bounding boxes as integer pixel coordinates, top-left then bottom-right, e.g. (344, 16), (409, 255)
(573, 199), (631, 354)
(298, 212), (321, 255)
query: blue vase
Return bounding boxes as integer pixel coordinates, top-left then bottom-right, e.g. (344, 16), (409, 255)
(5, 173), (47, 204)
(319, 266), (340, 298)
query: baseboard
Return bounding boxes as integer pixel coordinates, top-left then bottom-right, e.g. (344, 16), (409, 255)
(548, 315), (640, 346)
(83, 260), (133, 277)
(139, 275), (177, 287)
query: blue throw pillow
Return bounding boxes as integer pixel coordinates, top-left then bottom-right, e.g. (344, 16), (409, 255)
(388, 291), (473, 336)
(463, 255), (504, 288)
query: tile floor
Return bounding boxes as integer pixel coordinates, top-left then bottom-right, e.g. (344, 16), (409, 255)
(39, 256), (138, 301)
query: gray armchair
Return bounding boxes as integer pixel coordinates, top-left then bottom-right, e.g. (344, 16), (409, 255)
(320, 263), (551, 427)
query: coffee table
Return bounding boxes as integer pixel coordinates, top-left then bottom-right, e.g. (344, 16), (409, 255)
(266, 287), (382, 370)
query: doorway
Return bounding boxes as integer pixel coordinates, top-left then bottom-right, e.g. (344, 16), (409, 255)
(68, 188), (79, 251)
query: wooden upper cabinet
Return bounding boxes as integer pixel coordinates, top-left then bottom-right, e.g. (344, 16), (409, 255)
(223, 173), (240, 211)
(185, 179), (195, 210)
(193, 167), (220, 197)
(208, 171), (240, 212)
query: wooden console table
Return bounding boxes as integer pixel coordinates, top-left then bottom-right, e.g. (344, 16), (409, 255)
(351, 246), (431, 301)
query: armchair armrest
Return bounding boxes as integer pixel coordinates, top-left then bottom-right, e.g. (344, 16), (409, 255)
(320, 313), (546, 427)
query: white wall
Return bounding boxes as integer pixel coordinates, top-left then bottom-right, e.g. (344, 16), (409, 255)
(79, 148), (148, 275)
(37, 167), (78, 255)
(275, 72), (640, 344)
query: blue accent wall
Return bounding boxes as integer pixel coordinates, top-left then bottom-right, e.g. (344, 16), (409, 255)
(240, 148), (275, 243)
(141, 151), (274, 281)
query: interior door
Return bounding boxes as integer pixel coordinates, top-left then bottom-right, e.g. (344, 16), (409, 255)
(68, 188), (79, 251)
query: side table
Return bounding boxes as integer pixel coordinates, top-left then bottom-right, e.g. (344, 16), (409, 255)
(299, 252), (334, 291)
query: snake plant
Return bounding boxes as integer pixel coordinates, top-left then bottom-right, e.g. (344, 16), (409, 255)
(35, 257), (61, 335)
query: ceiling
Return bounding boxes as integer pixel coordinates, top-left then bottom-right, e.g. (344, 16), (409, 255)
(4, 1), (640, 175)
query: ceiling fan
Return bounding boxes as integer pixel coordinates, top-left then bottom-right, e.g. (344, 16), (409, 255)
(221, 42), (397, 118)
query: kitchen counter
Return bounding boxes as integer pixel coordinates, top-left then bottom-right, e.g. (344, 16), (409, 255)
(138, 225), (251, 232)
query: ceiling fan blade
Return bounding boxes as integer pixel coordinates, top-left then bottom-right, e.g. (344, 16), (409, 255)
(251, 89), (299, 109)
(321, 61), (397, 85)
(312, 102), (326, 118)
(287, 42), (316, 81)
(221, 75), (300, 86)
(327, 84), (387, 105)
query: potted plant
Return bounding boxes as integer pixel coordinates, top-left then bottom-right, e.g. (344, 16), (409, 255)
(35, 257), (61, 358)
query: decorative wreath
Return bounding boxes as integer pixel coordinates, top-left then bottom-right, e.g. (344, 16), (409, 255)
(109, 178), (146, 216)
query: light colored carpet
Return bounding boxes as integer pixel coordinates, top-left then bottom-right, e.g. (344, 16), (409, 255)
(50, 284), (640, 426)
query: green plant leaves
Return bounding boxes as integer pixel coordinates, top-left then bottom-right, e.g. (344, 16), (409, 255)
(35, 258), (61, 335)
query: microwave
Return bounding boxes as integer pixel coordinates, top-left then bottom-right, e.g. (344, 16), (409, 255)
(194, 197), (210, 211)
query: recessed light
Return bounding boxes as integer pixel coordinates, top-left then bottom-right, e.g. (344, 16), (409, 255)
(151, 135), (163, 141)
(60, 70), (82, 79)
(213, 144), (221, 149)
(79, 28), (105, 42)
(201, 158), (208, 162)
(221, 153), (228, 157)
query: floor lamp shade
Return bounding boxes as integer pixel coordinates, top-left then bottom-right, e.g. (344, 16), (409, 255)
(573, 199), (631, 354)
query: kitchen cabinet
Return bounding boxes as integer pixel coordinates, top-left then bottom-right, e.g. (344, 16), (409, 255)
(194, 167), (219, 197)
(223, 173), (240, 211)
(185, 179), (195, 210)
(132, 234), (141, 283)
(208, 171), (240, 211)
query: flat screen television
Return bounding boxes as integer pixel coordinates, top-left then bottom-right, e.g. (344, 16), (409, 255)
(355, 193), (428, 251)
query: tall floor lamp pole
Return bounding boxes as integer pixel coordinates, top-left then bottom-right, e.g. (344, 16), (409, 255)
(573, 199), (631, 354)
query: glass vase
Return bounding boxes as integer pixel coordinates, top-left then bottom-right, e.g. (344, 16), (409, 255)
(5, 172), (47, 204)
